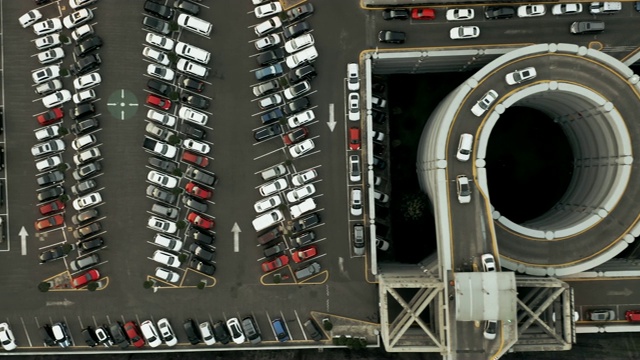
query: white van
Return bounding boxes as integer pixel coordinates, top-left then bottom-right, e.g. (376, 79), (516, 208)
(176, 58), (209, 79)
(177, 14), (212, 36)
(153, 233), (183, 252)
(456, 134), (473, 162)
(175, 41), (211, 64)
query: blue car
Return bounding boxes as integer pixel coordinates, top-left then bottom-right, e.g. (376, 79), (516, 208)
(271, 318), (289, 342)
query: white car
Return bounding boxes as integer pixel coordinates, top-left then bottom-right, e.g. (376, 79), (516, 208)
(456, 175), (471, 204)
(252, 210), (284, 231)
(505, 67), (537, 85)
(35, 34), (61, 50)
(285, 46), (318, 69)
(483, 320), (498, 340)
(36, 155), (62, 172)
(143, 46), (170, 66)
(73, 72), (101, 90)
(456, 133), (473, 162)
(199, 322), (216, 346)
(284, 33), (315, 54)
(71, 24), (94, 42)
(481, 254), (496, 272)
(147, 109), (177, 127)
(148, 217), (178, 234)
(179, 106), (208, 126)
(176, 58), (209, 78)
(450, 26), (480, 40)
(146, 32), (175, 51)
(351, 188), (363, 216)
(255, 34), (281, 51)
(70, 0), (98, 9)
(0, 323), (17, 351)
(283, 81), (311, 101)
(347, 63), (359, 91)
(157, 318), (178, 346)
(292, 169), (318, 186)
(33, 18), (62, 36)
(254, 194), (282, 213)
(152, 250), (180, 267)
(31, 139), (65, 157)
(37, 47), (65, 64)
(35, 125), (61, 141)
(517, 4), (546, 17)
(148, 170), (179, 189)
(32, 65), (60, 84)
(258, 94), (283, 109)
(72, 134), (96, 150)
(254, 16), (282, 36)
(63, 8), (93, 29)
(446, 8), (475, 21)
(289, 139), (315, 158)
(140, 320), (162, 348)
(182, 139), (210, 155)
(226, 318), (246, 344)
(289, 198), (316, 219)
(147, 64), (175, 81)
(551, 3), (583, 15)
(42, 90), (71, 108)
(19, 9), (42, 28)
(348, 92), (360, 121)
(72, 89), (96, 104)
(349, 155), (361, 182)
(470, 89), (498, 117)
(287, 109), (315, 128)
(255, 2), (282, 18)
(286, 184), (316, 203)
(73, 192), (102, 210)
(259, 178), (288, 197)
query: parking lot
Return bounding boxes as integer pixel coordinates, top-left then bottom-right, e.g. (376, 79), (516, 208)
(0, 0), (379, 351)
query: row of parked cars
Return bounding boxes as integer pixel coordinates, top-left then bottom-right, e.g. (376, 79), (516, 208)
(24, 0), (106, 283)
(138, 0), (220, 281)
(249, 2), (324, 280)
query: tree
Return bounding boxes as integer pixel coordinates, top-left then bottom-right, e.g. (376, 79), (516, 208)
(38, 282), (51, 292)
(143, 280), (154, 289)
(87, 282), (99, 292)
(323, 318), (333, 331)
(197, 281), (206, 290)
(401, 193), (428, 221)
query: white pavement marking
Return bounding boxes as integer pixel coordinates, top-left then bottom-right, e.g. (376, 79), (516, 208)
(19, 227), (28, 255)
(294, 310), (307, 340)
(232, 222), (241, 252)
(327, 103), (336, 131)
(20, 317), (33, 347)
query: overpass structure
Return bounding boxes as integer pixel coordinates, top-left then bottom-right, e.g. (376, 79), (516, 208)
(363, 44), (640, 358)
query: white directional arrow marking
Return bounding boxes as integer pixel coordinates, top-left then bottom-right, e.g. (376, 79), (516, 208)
(232, 222), (241, 252)
(19, 226), (28, 256)
(327, 103), (336, 132)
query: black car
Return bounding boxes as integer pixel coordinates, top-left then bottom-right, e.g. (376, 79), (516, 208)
(74, 36), (103, 57)
(180, 92), (209, 110)
(373, 156), (386, 170)
(283, 21), (310, 39)
(174, 0), (200, 15)
(147, 79), (172, 96)
(142, 16), (171, 35)
(178, 75), (204, 93)
(71, 179), (97, 196)
(188, 227), (215, 246)
(71, 103), (95, 120)
(73, 222), (102, 240)
(213, 321), (230, 345)
(39, 245), (67, 263)
(180, 122), (206, 139)
(39, 324), (56, 346)
(71, 117), (99, 135)
(182, 195), (208, 213)
(149, 157), (177, 172)
(69, 54), (101, 76)
(189, 258), (216, 275)
(287, 3), (314, 21)
(293, 231), (316, 248)
(82, 327), (99, 347)
(292, 212), (321, 234)
(37, 186), (64, 202)
(256, 48), (285, 66)
(78, 236), (104, 253)
(189, 243), (216, 262)
(254, 123), (282, 142)
(260, 108), (284, 125)
(109, 322), (129, 349)
(144, 0), (175, 19)
(283, 97), (310, 115)
(381, 8), (409, 20)
(484, 6), (515, 19)
(183, 319), (201, 345)
(372, 110), (386, 124)
(288, 64), (316, 84)
(378, 30), (406, 44)
(37, 170), (64, 187)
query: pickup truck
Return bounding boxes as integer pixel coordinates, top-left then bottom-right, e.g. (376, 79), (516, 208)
(142, 137), (177, 159)
(145, 123), (178, 143)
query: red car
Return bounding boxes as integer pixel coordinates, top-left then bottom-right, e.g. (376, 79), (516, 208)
(292, 245), (317, 263)
(182, 151), (209, 168)
(146, 94), (171, 110)
(37, 107), (64, 126)
(187, 211), (215, 230)
(348, 127), (361, 150)
(34, 214), (64, 231)
(71, 269), (100, 288)
(39, 199), (65, 215)
(411, 8), (435, 20)
(282, 127), (309, 145)
(261, 254), (289, 273)
(124, 321), (145, 348)
(185, 181), (212, 200)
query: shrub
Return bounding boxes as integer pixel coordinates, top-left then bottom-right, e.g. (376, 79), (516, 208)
(38, 282), (51, 292)
(197, 281), (206, 290)
(143, 280), (154, 289)
(87, 282), (99, 292)
(323, 319), (333, 331)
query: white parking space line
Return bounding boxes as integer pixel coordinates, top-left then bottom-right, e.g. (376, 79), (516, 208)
(253, 147), (285, 161)
(19, 317), (32, 347)
(293, 310), (307, 340)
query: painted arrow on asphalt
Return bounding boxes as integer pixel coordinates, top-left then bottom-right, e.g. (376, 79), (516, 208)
(327, 103), (336, 132)
(19, 226), (28, 256)
(607, 288), (633, 296)
(232, 222), (241, 252)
